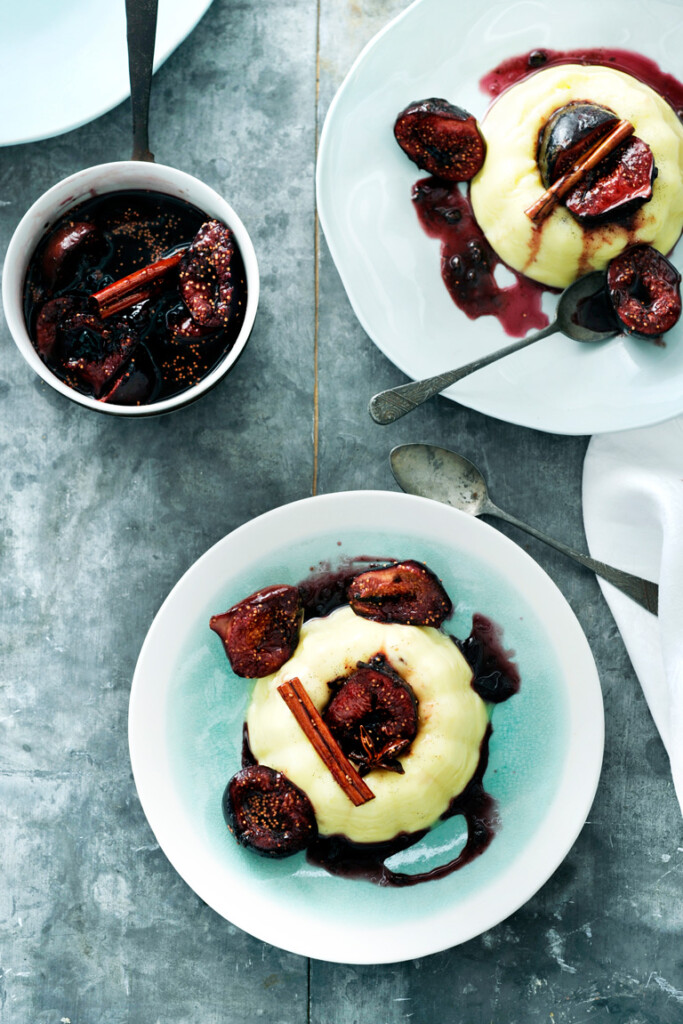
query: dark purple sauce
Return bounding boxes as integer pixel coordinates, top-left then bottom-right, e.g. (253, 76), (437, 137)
(297, 556), (394, 620)
(455, 613), (521, 704)
(24, 189), (246, 406)
(410, 47), (683, 337)
(241, 722), (257, 767)
(307, 725), (497, 886)
(412, 179), (549, 336)
(573, 282), (619, 334)
(479, 47), (683, 115)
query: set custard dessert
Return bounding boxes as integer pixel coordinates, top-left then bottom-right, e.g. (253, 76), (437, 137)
(394, 48), (683, 339)
(210, 558), (519, 886)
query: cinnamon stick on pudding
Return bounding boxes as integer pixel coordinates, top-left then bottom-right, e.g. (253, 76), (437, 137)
(277, 677), (375, 806)
(525, 118), (635, 224)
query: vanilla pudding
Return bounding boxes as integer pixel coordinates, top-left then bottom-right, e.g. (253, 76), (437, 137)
(470, 64), (683, 288)
(246, 606), (489, 844)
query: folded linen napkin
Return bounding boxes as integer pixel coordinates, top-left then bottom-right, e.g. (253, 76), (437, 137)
(583, 416), (683, 815)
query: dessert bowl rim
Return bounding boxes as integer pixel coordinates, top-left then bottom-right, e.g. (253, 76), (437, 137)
(128, 488), (604, 963)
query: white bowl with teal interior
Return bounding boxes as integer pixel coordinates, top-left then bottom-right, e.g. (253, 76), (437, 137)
(129, 490), (603, 963)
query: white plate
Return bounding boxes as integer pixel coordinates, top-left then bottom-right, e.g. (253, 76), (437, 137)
(316, 0), (683, 435)
(129, 491), (604, 963)
(0, 0), (212, 146)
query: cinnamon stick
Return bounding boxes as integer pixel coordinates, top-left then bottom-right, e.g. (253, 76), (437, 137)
(525, 119), (635, 224)
(99, 286), (158, 319)
(278, 677), (375, 806)
(92, 249), (186, 315)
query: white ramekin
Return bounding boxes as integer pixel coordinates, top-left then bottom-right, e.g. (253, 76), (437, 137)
(2, 161), (259, 416)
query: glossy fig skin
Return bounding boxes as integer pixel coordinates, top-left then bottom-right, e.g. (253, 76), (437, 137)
(607, 244), (682, 338)
(179, 220), (238, 328)
(35, 296), (139, 397)
(564, 136), (655, 223)
(223, 765), (318, 858)
(323, 660), (418, 774)
(348, 560), (452, 627)
(210, 584), (303, 678)
(394, 98), (486, 182)
(40, 220), (104, 290)
(35, 295), (90, 359)
(537, 101), (618, 186)
(59, 312), (139, 397)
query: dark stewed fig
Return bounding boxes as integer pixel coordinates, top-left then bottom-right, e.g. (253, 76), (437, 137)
(179, 220), (238, 328)
(165, 303), (216, 343)
(35, 295), (89, 359)
(58, 311), (139, 397)
(210, 585), (302, 678)
(323, 659), (418, 775)
(538, 102), (619, 186)
(606, 244), (682, 338)
(564, 137), (655, 222)
(223, 765), (317, 858)
(40, 220), (104, 290)
(36, 296), (139, 396)
(394, 98), (486, 182)
(99, 347), (160, 405)
(348, 560), (452, 627)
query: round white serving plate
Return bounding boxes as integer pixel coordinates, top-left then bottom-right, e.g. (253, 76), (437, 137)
(0, 0), (213, 146)
(316, 0), (683, 434)
(129, 490), (604, 963)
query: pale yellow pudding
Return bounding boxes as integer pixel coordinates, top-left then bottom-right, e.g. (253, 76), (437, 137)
(470, 64), (683, 288)
(246, 606), (489, 844)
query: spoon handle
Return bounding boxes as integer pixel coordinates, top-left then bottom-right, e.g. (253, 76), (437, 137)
(126, 0), (159, 162)
(489, 503), (658, 614)
(368, 322), (559, 425)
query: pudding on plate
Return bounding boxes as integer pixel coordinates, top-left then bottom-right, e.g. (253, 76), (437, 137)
(246, 606), (488, 844)
(470, 64), (683, 288)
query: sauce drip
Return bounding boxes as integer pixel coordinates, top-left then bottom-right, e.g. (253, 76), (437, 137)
(412, 179), (549, 336)
(307, 724), (497, 886)
(480, 47), (683, 114)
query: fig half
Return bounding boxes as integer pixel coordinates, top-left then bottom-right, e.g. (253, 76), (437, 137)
(40, 220), (104, 290)
(538, 102), (619, 186)
(564, 137), (655, 223)
(348, 560), (452, 627)
(394, 98), (486, 181)
(223, 765), (317, 858)
(323, 659), (418, 774)
(179, 219), (237, 328)
(210, 584), (302, 678)
(59, 312), (139, 397)
(607, 244), (682, 338)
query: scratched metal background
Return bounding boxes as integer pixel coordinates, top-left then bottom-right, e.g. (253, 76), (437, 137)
(0, 1), (680, 1021)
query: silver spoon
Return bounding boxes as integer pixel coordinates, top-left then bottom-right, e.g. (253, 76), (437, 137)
(370, 271), (615, 425)
(390, 443), (658, 614)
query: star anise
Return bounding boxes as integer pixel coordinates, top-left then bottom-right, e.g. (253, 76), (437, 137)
(352, 725), (411, 776)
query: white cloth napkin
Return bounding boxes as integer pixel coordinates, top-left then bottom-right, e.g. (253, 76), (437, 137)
(583, 416), (683, 814)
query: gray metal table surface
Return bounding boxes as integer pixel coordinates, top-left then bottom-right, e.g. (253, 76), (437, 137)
(0, 1), (680, 1021)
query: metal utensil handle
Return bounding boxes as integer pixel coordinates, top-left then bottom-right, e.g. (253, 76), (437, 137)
(493, 505), (659, 614)
(126, 0), (159, 162)
(369, 322), (558, 425)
